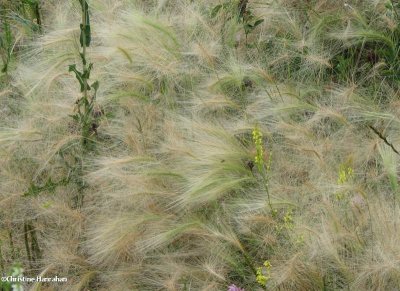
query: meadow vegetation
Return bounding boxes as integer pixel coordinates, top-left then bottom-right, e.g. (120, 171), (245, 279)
(1, 0), (400, 290)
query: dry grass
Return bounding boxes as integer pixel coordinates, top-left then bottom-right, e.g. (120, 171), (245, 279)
(1, 0), (400, 290)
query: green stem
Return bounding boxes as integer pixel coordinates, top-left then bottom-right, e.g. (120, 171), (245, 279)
(8, 229), (15, 260)
(23, 222), (33, 271)
(241, 247), (257, 276)
(27, 222), (41, 261)
(236, 236), (268, 290)
(0, 241), (4, 274)
(81, 1), (89, 145)
(35, 2), (42, 31)
(261, 167), (273, 213)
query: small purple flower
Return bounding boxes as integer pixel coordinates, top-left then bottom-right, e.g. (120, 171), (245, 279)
(228, 284), (245, 291)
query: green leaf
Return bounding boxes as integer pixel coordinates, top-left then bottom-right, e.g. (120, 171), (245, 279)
(69, 114), (80, 122)
(385, 2), (393, 10)
(91, 80), (99, 91)
(23, 177), (69, 197)
(244, 23), (254, 34)
(79, 52), (87, 66)
(79, 0), (88, 10)
(68, 64), (86, 92)
(211, 5), (222, 18)
(78, 0), (91, 47)
(79, 23), (91, 47)
(1, 64), (8, 73)
(253, 18), (264, 28)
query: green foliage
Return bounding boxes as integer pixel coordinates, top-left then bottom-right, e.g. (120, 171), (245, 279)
(68, 63), (94, 92)
(0, 0), (42, 74)
(0, 14), (13, 73)
(242, 11), (264, 38)
(0, 263), (23, 291)
(210, 2), (235, 21)
(69, 0), (100, 147)
(23, 177), (70, 197)
(211, 0), (264, 44)
(78, 0), (91, 47)
(329, 4), (400, 88)
(21, 0), (38, 4)
(20, 0), (42, 29)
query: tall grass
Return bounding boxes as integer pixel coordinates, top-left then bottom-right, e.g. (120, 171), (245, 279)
(1, 0), (400, 290)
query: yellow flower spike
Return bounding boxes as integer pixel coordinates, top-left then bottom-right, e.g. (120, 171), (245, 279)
(256, 260), (272, 287)
(337, 164), (354, 185)
(252, 126), (264, 173)
(283, 209), (294, 230)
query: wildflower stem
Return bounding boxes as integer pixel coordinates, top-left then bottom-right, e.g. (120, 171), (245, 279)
(241, 248), (257, 276)
(262, 173), (273, 213)
(368, 125), (400, 156)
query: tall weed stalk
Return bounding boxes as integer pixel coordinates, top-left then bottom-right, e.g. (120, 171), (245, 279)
(67, 0), (100, 208)
(69, 0), (99, 149)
